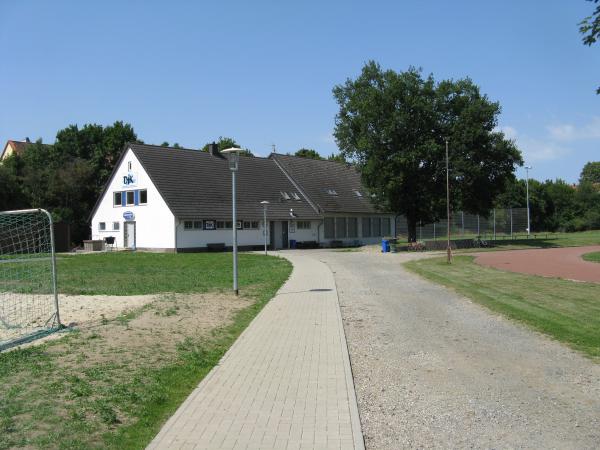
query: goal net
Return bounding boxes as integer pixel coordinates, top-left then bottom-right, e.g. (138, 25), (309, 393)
(0, 209), (61, 351)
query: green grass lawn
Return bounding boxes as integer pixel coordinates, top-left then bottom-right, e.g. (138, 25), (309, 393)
(583, 251), (600, 263)
(404, 256), (600, 360)
(0, 252), (292, 450)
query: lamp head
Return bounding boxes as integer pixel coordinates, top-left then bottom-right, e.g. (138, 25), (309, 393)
(221, 147), (245, 171)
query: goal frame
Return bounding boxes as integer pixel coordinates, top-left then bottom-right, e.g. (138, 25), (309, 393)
(0, 208), (61, 350)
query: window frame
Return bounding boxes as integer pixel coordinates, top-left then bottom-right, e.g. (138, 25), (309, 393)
(99, 222), (106, 231)
(112, 222), (120, 231)
(139, 189), (147, 205)
(297, 220), (311, 230)
(184, 221), (193, 230)
(193, 220), (203, 229)
(126, 191), (135, 206)
(113, 191), (122, 207)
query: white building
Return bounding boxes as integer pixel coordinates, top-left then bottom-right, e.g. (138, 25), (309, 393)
(89, 143), (396, 251)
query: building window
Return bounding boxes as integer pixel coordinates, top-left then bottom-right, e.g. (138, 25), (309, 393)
(139, 189), (147, 204)
(324, 217), (335, 239)
(362, 217), (371, 237)
(126, 191), (135, 205)
(336, 217), (347, 238)
(99, 222), (106, 231)
(348, 218), (358, 238)
(128, 161), (132, 170)
(113, 192), (122, 207)
(297, 221), (311, 230)
(113, 222), (120, 231)
(184, 221), (193, 230)
(217, 221), (232, 229)
(193, 221), (203, 229)
(382, 217), (391, 236)
(372, 218), (382, 237)
(242, 221), (259, 229)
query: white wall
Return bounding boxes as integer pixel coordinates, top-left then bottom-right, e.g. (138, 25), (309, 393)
(91, 148), (175, 249)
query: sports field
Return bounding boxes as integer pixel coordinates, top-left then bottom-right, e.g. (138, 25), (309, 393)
(405, 255), (600, 360)
(0, 252), (292, 450)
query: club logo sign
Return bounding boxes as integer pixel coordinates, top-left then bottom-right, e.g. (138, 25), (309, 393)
(123, 211), (135, 221)
(122, 172), (137, 187)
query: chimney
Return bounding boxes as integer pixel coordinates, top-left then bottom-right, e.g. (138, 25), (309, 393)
(25, 137), (30, 143)
(207, 142), (221, 157)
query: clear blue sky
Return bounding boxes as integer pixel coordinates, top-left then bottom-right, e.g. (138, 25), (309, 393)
(1, 0), (598, 183)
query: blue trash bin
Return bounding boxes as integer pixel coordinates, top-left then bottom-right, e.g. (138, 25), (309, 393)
(290, 239), (297, 249)
(381, 239), (390, 253)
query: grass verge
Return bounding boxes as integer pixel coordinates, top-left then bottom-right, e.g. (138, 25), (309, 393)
(0, 252), (292, 450)
(583, 251), (600, 263)
(404, 255), (600, 360)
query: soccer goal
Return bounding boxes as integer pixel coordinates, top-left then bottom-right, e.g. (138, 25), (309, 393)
(0, 209), (61, 351)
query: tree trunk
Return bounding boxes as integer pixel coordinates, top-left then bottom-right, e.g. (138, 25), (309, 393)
(407, 217), (418, 242)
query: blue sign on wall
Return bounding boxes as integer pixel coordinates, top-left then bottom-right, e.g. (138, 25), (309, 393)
(123, 211), (135, 221)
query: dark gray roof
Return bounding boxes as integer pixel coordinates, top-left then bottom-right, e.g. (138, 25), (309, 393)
(130, 144), (320, 220)
(270, 154), (380, 214)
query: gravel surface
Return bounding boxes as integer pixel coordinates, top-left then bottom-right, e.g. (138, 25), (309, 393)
(310, 249), (600, 449)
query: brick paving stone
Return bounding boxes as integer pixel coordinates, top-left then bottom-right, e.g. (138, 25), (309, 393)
(147, 253), (364, 450)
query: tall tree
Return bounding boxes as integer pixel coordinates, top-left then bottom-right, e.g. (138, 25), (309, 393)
(333, 62), (522, 241)
(579, 161), (600, 185)
(580, 0), (600, 93)
(294, 148), (323, 160)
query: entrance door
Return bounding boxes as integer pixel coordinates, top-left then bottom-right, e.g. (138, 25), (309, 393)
(269, 221), (275, 250)
(281, 221), (288, 249)
(124, 221), (136, 249)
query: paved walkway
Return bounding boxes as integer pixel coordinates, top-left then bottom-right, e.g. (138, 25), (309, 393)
(147, 253), (364, 450)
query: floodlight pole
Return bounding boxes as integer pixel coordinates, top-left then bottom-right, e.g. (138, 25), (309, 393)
(261, 201), (269, 255)
(525, 165), (532, 237)
(446, 139), (452, 264)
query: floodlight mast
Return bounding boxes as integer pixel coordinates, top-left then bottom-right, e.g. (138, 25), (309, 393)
(221, 147), (245, 295)
(446, 139), (452, 264)
(525, 166), (532, 237)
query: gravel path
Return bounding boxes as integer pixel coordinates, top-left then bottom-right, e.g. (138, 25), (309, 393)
(309, 249), (600, 449)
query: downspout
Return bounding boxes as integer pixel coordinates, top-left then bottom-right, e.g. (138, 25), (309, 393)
(174, 217), (178, 253)
(317, 219), (324, 245)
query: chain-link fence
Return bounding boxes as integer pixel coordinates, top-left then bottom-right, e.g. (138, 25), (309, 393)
(396, 208), (530, 241)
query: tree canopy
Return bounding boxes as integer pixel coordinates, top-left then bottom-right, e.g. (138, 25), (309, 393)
(201, 136), (254, 156)
(333, 61), (522, 240)
(580, 0), (600, 93)
(293, 148), (323, 160)
(580, 161), (600, 185)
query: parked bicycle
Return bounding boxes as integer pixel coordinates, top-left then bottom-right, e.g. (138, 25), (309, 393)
(472, 236), (489, 248)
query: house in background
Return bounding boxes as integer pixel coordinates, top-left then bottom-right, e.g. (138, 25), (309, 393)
(1, 138), (33, 161)
(89, 143), (395, 251)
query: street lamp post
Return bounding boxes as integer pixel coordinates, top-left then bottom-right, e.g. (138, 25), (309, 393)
(222, 147), (245, 296)
(446, 139), (452, 264)
(525, 165), (532, 237)
(260, 201), (269, 255)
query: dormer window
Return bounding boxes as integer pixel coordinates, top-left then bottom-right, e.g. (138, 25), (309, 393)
(280, 191), (291, 200)
(327, 189), (338, 196)
(291, 192), (301, 200)
(354, 190), (363, 197)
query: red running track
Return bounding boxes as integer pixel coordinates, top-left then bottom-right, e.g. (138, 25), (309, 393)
(474, 245), (600, 283)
